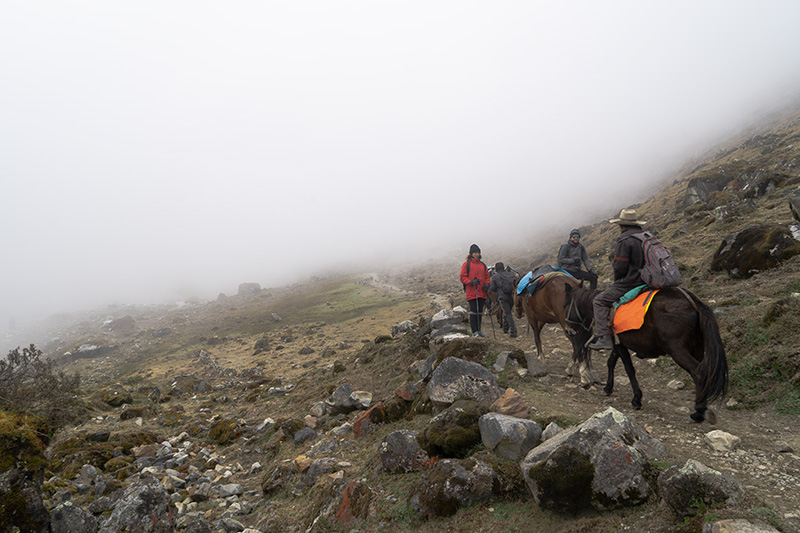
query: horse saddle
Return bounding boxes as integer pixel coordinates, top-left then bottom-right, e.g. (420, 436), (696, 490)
(516, 266), (575, 296)
(611, 286), (659, 333)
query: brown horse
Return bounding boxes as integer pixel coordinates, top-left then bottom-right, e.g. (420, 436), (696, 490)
(514, 273), (597, 385)
(564, 285), (729, 423)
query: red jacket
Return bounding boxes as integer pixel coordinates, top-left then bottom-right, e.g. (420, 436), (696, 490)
(460, 258), (490, 300)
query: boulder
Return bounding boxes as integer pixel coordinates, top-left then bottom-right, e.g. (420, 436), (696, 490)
(98, 477), (175, 532)
(407, 457), (503, 519)
(479, 413), (542, 461)
(379, 430), (432, 474)
(392, 320), (418, 337)
(430, 309), (467, 329)
(520, 407), (666, 512)
(50, 501), (98, 533)
(428, 357), (502, 410)
(658, 459), (744, 519)
(790, 188), (800, 222)
(417, 400), (486, 459)
(237, 282), (261, 295)
(710, 223), (800, 278)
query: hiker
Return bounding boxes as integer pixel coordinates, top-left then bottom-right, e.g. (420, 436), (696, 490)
(489, 262), (518, 337)
(460, 244), (491, 338)
(557, 228), (598, 289)
(587, 209), (648, 350)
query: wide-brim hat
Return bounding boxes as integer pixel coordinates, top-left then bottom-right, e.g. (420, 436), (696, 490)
(609, 208), (646, 226)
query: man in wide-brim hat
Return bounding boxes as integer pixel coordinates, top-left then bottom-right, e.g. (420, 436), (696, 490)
(587, 209), (648, 350)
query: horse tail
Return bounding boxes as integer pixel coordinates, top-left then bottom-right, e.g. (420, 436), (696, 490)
(693, 293), (729, 403)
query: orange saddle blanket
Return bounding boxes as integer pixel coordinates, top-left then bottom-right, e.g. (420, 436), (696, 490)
(613, 290), (659, 333)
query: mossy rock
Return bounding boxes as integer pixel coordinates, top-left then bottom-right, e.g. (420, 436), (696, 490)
(279, 418), (305, 440)
(527, 445), (595, 513)
(158, 408), (186, 427)
(711, 223), (800, 277)
(113, 430), (160, 454)
(209, 419), (242, 444)
(0, 410), (48, 471)
(434, 339), (490, 366)
(119, 405), (153, 421)
(417, 400), (486, 458)
(98, 384), (133, 407)
(104, 456), (133, 471)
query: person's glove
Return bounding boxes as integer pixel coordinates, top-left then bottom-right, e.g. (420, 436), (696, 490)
(482, 283), (490, 292)
(470, 278), (480, 286)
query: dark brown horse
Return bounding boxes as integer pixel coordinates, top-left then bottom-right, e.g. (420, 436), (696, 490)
(514, 274), (597, 385)
(564, 285), (729, 423)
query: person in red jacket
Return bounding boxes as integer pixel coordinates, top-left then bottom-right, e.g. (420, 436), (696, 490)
(460, 244), (491, 337)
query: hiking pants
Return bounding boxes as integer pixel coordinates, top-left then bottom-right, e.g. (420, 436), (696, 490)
(468, 298), (486, 333)
(567, 269), (598, 290)
(499, 298), (517, 335)
(592, 284), (634, 336)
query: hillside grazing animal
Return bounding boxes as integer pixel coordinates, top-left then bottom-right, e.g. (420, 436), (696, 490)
(514, 274), (597, 386)
(564, 285), (729, 423)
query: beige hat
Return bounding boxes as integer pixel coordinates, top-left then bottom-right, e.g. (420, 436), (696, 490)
(609, 208), (646, 225)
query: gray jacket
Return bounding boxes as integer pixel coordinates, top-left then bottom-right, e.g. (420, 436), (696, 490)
(557, 241), (593, 272)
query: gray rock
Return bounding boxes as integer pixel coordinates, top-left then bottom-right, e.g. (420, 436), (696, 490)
(217, 483), (244, 498)
(703, 519), (780, 532)
(378, 430), (431, 474)
(704, 430), (741, 452)
(479, 413), (542, 460)
(428, 357), (502, 410)
(98, 477), (175, 532)
(525, 355), (549, 377)
(521, 407), (666, 512)
(408, 458), (502, 519)
(293, 427), (318, 445)
(392, 320), (418, 337)
(658, 459), (744, 519)
(431, 309), (467, 329)
(541, 421), (563, 441)
(50, 501), (98, 533)
(325, 383), (357, 414)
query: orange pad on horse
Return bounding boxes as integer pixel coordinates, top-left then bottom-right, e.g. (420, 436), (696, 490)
(613, 290), (659, 333)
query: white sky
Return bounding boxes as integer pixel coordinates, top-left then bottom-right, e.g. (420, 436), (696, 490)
(3, 1), (800, 329)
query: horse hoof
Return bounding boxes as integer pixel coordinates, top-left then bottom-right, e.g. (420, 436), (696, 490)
(690, 412), (705, 423)
(632, 402), (642, 410)
(603, 387), (613, 396)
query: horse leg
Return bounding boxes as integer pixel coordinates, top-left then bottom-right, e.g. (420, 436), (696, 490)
(604, 349), (618, 396)
(668, 349), (709, 423)
(532, 320), (545, 360)
(616, 346), (643, 409)
(570, 333), (599, 387)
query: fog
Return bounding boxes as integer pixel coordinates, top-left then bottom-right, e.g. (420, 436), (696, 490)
(3, 1), (800, 335)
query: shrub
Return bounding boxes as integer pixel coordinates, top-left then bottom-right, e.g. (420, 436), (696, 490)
(0, 344), (81, 437)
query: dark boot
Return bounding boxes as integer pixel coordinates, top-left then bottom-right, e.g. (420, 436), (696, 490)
(588, 334), (614, 350)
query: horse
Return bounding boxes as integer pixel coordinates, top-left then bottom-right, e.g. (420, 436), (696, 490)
(564, 285), (729, 423)
(514, 273), (597, 385)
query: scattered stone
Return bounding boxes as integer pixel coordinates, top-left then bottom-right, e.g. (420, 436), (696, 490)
(428, 357), (502, 411)
(667, 379), (685, 390)
(489, 388), (529, 418)
(704, 430), (741, 452)
(379, 430), (432, 474)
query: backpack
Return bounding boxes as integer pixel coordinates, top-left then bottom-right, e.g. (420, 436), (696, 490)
(632, 232), (681, 289)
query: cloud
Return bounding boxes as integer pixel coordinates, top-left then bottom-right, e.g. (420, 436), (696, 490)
(2, 1), (800, 330)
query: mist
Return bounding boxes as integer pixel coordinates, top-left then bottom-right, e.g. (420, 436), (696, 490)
(3, 1), (800, 335)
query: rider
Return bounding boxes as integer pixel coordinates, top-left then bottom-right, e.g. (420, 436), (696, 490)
(557, 228), (598, 289)
(489, 262), (518, 338)
(587, 209), (647, 350)
(460, 244), (491, 338)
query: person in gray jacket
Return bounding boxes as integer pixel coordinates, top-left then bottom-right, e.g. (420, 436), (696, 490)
(556, 229), (598, 289)
(489, 262), (518, 337)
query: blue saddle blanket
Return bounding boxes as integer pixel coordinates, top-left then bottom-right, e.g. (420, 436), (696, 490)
(516, 265), (575, 296)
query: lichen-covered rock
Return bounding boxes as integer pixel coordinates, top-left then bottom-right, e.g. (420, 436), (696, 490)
(479, 413), (541, 460)
(407, 457), (502, 519)
(710, 223), (800, 277)
(50, 501), (98, 533)
(658, 459), (744, 519)
(417, 400), (487, 458)
(520, 407), (666, 512)
(98, 477), (175, 533)
(379, 430), (432, 474)
(428, 357), (502, 410)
